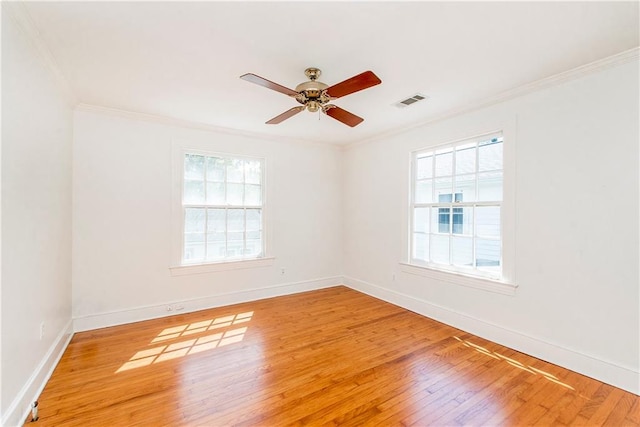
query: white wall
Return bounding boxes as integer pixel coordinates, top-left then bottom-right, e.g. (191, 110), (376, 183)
(72, 110), (343, 329)
(1, 8), (74, 425)
(343, 60), (639, 393)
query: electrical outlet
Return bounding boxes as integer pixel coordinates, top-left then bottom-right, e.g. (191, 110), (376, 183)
(39, 322), (45, 340)
(280, 268), (285, 275)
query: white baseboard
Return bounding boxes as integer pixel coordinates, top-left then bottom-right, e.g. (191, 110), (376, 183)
(73, 276), (342, 332)
(344, 276), (639, 395)
(1, 319), (74, 427)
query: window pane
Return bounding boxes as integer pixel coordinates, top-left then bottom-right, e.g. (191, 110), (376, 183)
(452, 236), (473, 267)
(206, 157), (226, 182)
(207, 209), (225, 233)
(227, 209), (244, 232)
(227, 232), (244, 241)
(478, 172), (503, 201)
(245, 160), (262, 185)
(226, 183), (244, 205)
(452, 206), (473, 235)
(454, 174), (476, 202)
(413, 233), (429, 261)
(476, 239), (501, 272)
(415, 180), (433, 204)
(439, 193), (453, 203)
(184, 180), (205, 204)
(477, 206), (501, 237)
(184, 208), (205, 233)
(455, 144), (476, 175)
(245, 184), (262, 205)
(245, 237), (262, 257)
(184, 154), (204, 180)
(246, 209), (262, 232)
(413, 207), (429, 233)
(227, 159), (244, 183)
(184, 233), (205, 262)
(247, 230), (261, 239)
(434, 207), (450, 234)
(479, 140), (503, 171)
(206, 237), (226, 261)
(435, 177), (453, 200)
(431, 234), (450, 264)
(206, 182), (225, 205)
(435, 149), (453, 176)
(416, 155), (433, 179)
(226, 235), (244, 257)
(209, 231), (226, 241)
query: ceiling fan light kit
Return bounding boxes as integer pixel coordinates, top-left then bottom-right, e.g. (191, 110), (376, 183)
(240, 67), (381, 127)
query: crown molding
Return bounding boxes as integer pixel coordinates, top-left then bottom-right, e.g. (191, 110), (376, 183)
(74, 103), (341, 149)
(344, 47), (640, 150)
(3, 1), (78, 106)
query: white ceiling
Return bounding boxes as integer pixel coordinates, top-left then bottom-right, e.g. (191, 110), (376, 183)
(22, 1), (639, 145)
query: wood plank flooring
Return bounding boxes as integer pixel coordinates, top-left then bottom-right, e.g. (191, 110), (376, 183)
(30, 286), (638, 426)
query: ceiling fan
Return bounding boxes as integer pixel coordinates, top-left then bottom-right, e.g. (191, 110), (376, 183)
(240, 68), (382, 127)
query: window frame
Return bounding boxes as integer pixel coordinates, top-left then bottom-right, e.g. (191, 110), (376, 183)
(170, 141), (274, 275)
(181, 151), (265, 264)
(410, 133), (504, 279)
(403, 124), (517, 294)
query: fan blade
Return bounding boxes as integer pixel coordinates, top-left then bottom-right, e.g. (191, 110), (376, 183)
(326, 71), (381, 99)
(266, 106), (305, 124)
(324, 106), (364, 127)
(240, 73), (298, 97)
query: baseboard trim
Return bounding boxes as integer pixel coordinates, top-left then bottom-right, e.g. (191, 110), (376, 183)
(343, 276), (639, 395)
(1, 319), (74, 427)
(73, 276), (342, 332)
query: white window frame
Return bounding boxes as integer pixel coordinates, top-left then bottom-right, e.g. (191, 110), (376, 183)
(401, 123), (517, 295)
(170, 140), (274, 276)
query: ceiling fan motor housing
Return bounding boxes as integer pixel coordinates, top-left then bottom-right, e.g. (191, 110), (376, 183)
(295, 80), (330, 104)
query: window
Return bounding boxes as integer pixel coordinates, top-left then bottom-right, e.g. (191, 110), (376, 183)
(182, 153), (264, 265)
(410, 133), (503, 279)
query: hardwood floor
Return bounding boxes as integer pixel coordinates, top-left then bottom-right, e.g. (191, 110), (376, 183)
(31, 286), (638, 426)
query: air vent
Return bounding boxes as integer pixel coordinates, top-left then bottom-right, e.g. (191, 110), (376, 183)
(395, 93), (429, 108)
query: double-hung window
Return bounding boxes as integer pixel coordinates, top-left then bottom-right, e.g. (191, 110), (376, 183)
(410, 133), (503, 279)
(182, 152), (264, 264)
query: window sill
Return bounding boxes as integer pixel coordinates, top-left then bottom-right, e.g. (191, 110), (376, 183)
(398, 262), (517, 296)
(170, 257), (275, 276)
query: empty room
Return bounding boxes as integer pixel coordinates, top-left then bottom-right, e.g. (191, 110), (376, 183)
(1, 1), (639, 426)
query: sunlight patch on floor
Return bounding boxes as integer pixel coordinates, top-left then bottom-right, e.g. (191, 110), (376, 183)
(453, 336), (575, 391)
(116, 312), (253, 373)
(151, 311), (253, 343)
